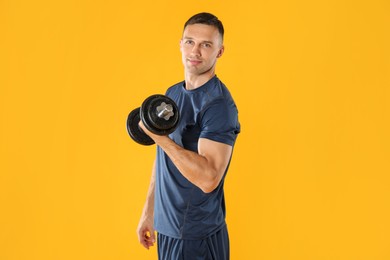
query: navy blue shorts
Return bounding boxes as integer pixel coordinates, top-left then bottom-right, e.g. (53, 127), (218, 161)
(157, 225), (229, 260)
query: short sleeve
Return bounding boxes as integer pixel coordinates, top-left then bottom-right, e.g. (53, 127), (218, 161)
(199, 97), (240, 146)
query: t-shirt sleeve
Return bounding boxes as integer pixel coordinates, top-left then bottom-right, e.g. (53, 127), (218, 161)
(199, 97), (240, 146)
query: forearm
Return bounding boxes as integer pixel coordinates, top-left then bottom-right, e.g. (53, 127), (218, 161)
(141, 161), (156, 218)
(137, 161), (156, 249)
(138, 121), (232, 193)
(156, 137), (219, 193)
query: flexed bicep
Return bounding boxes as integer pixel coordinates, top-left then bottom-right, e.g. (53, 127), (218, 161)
(198, 138), (232, 192)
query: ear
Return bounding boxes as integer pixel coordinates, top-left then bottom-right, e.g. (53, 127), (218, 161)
(179, 39), (183, 52)
(217, 45), (225, 58)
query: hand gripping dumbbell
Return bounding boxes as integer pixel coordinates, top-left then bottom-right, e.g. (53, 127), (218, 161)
(127, 94), (180, 145)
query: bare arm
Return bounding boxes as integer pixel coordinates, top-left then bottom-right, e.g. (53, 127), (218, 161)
(136, 160), (156, 249)
(139, 122), (232, 193)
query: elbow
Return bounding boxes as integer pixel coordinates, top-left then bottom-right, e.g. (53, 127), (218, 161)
(200, 185), (217, 194)
(199, 172), (221, 194)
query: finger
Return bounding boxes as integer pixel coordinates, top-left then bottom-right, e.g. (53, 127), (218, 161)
(144, 230), (156, 243)
(142, 237), (154, 248)
(138, 231), (150, 248)
(137, 226), (156, 250)
(139, 237), (148, 249)
(144, 231), (156, 249)
(142, 238), (155, 250)
(150, 230), (156, 243)
(145, 240), (154, 248)
(138, 121), (147, 132)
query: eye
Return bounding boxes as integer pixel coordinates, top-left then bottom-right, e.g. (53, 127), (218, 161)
(202, 43), (211, 48)
(185, 40), (194, 45)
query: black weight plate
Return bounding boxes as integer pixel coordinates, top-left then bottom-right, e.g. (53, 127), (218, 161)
(127, 108), (155, 146)
(140, 95), (180, 135)
(142, 95), (179, 135)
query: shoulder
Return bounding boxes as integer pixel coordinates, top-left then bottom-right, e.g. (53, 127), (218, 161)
(166, 80), (184, 96)
(202, 77), (234, 103)
(202, 77), (237, 111)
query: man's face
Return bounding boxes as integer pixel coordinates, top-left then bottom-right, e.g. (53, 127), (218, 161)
(180, 24), (224, 76)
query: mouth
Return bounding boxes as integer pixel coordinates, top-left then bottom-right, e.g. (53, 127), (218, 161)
(187, 59), (202, 65)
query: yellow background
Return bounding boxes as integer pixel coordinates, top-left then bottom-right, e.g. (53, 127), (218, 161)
(1, 0), (389, 259)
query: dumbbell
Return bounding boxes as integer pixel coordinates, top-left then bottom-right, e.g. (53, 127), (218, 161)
(127, 94), (180, 145)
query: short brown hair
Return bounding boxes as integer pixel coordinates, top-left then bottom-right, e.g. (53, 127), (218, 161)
(184, 12), (224, 41)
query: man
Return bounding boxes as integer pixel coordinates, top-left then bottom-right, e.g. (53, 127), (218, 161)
(137, 12), (240, 260)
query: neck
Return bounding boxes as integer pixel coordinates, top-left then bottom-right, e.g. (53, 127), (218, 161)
(184, 69), (216, 90)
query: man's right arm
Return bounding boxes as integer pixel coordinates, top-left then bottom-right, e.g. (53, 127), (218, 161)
(136, 160), (156, 249)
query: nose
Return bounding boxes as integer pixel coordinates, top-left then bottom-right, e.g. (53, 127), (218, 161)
(191, 44), (201, 56)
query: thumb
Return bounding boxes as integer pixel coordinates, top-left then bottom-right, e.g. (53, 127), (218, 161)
(151, 229), (156, 243)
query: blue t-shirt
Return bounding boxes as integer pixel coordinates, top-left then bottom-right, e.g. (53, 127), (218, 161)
(154, 76), (240, 240)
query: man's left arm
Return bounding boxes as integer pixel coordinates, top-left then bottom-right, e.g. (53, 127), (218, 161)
(139, 121), (232, 193)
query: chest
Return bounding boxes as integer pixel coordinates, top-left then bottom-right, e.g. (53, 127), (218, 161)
(169, 98), (203, 152)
